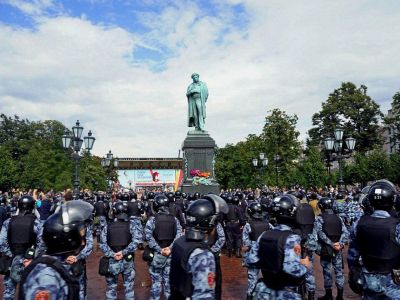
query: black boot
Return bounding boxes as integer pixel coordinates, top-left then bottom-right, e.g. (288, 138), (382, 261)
(336, 288), (344, 300)
(317, 289), (333, 300)
(236, 248), (242, 258)
(308, 291), (315, 300)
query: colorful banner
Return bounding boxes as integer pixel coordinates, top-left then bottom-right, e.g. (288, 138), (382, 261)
(118, 169), (182, 189)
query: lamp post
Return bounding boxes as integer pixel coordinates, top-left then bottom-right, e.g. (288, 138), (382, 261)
(101, 150), (119, 192)
(324, 128), (356, 192)
(252, 152), (268, 188)
(62, 120), (95, 196)
(274, 154), (280, 187)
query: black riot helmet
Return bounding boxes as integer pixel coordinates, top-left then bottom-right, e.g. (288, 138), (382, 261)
(120, 192), (130, 202)
(112, 201), (128, 220)
(235, 191), (244, 200)
(368, 179), (396, 212)
(193, 192), (201, 200)
(18, 195), (35, 213)
(232, 195), (240, 205)
(130, 191), (137, 200)
(247, 202), (265, 220)
(181, 192), (188, 199)
(43, 200), (94, 256)
(247, 193), (255, 201)
(318, 197), (334, 211)
(153, 194), (170, 213)
(225, 194), (233, 204)
(166, 192), (175, 202)
(186, 195), (229, 232)
(147, 192), (155, 200)
(271, 194), (299, 226)
(174, 191), (182, 199)
(97, 194), (105, 202)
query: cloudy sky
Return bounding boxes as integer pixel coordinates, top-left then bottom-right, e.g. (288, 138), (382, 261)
(1, 0), (399, 158)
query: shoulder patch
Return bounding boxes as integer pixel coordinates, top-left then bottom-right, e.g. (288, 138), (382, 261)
(35, 290), (50, 300)
(293, 244), (301, 256)
(207, 272), (215, 288)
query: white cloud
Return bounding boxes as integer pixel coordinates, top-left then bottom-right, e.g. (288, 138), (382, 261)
(0, 0), (400, 159)
(2, 0), (57, 16)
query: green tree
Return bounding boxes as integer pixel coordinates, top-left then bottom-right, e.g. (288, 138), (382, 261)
(309, 82), (383, 153)
(260, 109), (301, 187)
(297, 146), (329, 189)
(215, 109), (301, 188)
(0, 114), (111, 192)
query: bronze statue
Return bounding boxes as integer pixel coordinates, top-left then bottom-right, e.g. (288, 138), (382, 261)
(186, 73), (208, 131)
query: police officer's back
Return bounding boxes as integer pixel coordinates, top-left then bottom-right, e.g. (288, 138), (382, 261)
(242, 201), (272, 299)
(246, 194), (310, 299)
(100, 201), (141, 300)
(144, 193), (182, 300)
(0, 195), (43, 300)
(18, 200), (93, 300)
(170, 194), (228, 300)
(348, 179), (400, 299)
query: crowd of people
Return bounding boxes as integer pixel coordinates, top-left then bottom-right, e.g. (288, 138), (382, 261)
(0, 180), (399, 300)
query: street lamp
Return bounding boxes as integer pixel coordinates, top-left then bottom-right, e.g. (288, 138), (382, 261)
(274, 154), (280, 187)
(62, 120), (95, 196)
(252, 152), (268, 187)
(101, 150), (119, 192)
(324, 128), (356, 192)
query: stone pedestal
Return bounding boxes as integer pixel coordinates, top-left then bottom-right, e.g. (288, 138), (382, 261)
(181, 130), (220, 195)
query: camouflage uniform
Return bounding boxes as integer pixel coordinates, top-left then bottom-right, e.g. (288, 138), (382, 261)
(20, 259), (70, 300)
(210, 222), (226, 300)
(333, 200), (350, 227)
(0, 217), (43, 300)
(144, 215), (182, 300)
(246, 224), (308, 300)
(242, 222), (273, 296)
(348, 210), (400, 299)
(310, 214), (348, 290)
(347, 200), (363, 225)
(187, 248), (216, 299)
(64, 225), (93, 300)
(100, 218), (142, 300)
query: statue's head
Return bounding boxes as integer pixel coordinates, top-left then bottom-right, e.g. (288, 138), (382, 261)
(191, 73), (199, 82)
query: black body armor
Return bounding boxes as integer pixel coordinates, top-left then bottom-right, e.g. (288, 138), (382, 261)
(249, 220), (269, 241)
(8, 214), (37, 256)
(153, 214), (176, 248)
(356, 215), (400, 274)
(258, 229), (304, 290)
(107, 221), (132, 253)
(170, 235), (209, 299)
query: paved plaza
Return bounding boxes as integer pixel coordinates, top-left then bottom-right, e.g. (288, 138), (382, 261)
(0, 241), (360, 299)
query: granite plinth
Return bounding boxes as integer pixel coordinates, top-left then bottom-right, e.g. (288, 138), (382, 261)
(181, 130), (220, 195)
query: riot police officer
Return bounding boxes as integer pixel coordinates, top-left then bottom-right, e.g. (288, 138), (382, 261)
(145, 193), (183, 300)
(311, 197), (348, 300)
(19, 200), (94, 300)
(94, 194), (109, 243)
(169, 194), (228, 299)
(246, 194), (310, 299)
(348, 179), (400, 299)
(0, 194), (10, 228)
(100, 201), (142, 300)
(224, 193), (244, 258)
(242, 201), (272, 299)
(0, 195), (43, 300)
